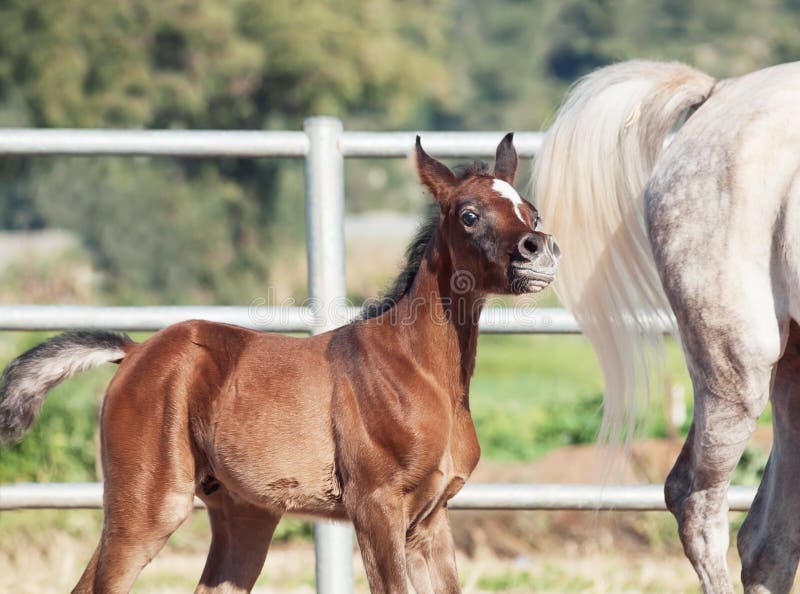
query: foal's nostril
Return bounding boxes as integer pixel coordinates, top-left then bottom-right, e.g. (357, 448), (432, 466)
(517, 233), (542, 260)
(518, 233), (559, 263)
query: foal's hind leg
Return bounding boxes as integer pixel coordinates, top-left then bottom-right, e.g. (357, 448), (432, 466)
(195, 488), (281, 594)
(71, 463), (195, 593)
(72, 380), (197, 592)
(738, 322), (800, 594)
(663, 308), (783, 593)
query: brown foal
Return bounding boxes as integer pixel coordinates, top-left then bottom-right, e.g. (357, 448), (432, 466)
(0, 134), (559, 593)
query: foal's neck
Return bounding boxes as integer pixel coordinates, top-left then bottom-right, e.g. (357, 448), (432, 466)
(395, 231), (484, 402)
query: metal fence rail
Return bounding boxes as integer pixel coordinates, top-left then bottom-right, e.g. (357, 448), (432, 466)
(0, 128), (544, 158)
(0, 304), (583, 333)
(0, 121), (696, 592)
(0, 482), (758, 513)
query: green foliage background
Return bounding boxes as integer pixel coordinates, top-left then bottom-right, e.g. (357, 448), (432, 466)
(1, 0), (798, 303)
(0, 0), (797, 483)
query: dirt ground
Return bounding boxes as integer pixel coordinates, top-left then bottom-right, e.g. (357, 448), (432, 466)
(0, 532), (745, 594)
(1, 433), (779, 593)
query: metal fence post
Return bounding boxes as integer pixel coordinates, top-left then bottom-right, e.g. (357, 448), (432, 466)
(304, 116), (354, 594)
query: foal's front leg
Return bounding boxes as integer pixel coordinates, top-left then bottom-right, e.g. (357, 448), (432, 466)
(406, 506), (460, 594)
(348, 489), (409, 594)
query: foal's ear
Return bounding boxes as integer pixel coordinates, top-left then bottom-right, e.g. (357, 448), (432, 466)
(416, 136), (456, 202)
(493, 132), (517, 185)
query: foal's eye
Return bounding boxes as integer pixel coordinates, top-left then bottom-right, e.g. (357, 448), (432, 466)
(461, 211), (479, 227)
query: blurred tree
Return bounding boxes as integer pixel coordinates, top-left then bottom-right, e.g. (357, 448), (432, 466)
(0, 0), (454, 129)
(436, 0), (799, 133)
(545, 0), (616, 81)
(0, 0), (454, 303)
(0, 0), (798, 303)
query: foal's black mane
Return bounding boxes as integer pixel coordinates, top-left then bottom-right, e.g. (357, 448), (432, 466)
(359, 161), (489, 320)
(359, 206), (438, 320)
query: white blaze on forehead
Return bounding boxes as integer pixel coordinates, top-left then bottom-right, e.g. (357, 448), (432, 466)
(492, 179), (526, 225)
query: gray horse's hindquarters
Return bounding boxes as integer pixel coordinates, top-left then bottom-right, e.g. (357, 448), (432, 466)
(536, 59), (800, 594)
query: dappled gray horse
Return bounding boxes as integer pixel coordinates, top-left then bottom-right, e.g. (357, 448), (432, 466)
(535, 60), (800, 593)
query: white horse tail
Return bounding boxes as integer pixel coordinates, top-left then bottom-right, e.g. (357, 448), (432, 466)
(534, 60), (715, 446)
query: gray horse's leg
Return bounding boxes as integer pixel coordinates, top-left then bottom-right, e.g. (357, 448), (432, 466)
(738, 323), (800, 594)
(663, 307), (781, 593)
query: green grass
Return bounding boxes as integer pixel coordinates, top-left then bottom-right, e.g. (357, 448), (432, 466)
(477, 566), (595, 592)
(469, 334), (694, 460)
(0, 508), (103, 544)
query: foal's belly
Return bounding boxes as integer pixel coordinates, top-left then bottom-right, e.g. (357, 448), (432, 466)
(205, 437), (347, 518)
(200, 358), (347, 517)
(216, 469), (347, 519)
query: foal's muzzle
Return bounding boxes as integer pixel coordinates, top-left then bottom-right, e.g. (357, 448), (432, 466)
(510, 232), (560, 293)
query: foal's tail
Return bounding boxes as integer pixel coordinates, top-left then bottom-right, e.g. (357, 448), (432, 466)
(0, 331), (134, 444)
(534, 61), (715, 446)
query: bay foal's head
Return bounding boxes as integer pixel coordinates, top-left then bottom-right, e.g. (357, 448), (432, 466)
(416, 134), (559, 295)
